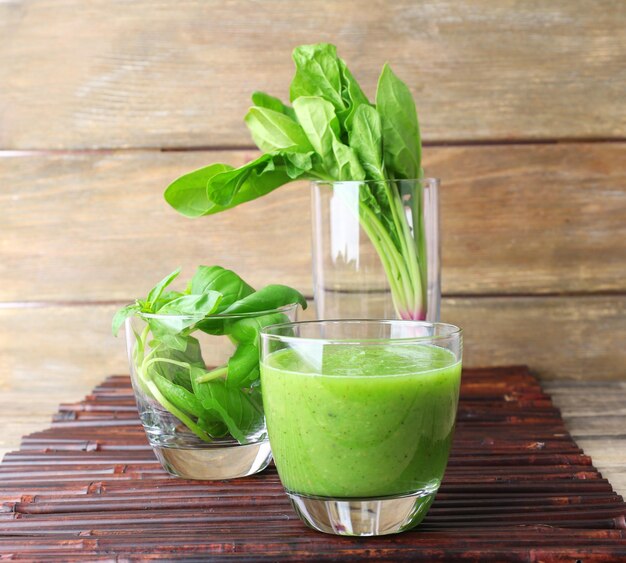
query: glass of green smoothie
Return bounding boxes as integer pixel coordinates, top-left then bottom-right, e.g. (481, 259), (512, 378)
(260, 320), (462, 536)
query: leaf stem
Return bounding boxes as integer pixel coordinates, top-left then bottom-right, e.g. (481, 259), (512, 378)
(359, 203), (413, 306)
(389, 180), (424, 318)
(145, 381), (212, 442)
(195, 365), (228, 384)
(143, 357), (190, 372)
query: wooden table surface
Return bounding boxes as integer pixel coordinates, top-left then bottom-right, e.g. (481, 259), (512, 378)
(543, 381), (626, 496)
(1, 375), (625, 498)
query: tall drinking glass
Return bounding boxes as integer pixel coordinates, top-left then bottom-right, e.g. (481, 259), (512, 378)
(311, 179), (440, 321)
(260, 320), (462, 536)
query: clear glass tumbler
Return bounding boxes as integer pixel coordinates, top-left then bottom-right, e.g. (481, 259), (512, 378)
(311, 179), (440, 321)
(260, 320), (462, 536)
(125, 304), (298, 480)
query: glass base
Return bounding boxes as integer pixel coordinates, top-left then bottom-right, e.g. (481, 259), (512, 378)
(287, 488), (437, 536)
(152, 440), (272, 480)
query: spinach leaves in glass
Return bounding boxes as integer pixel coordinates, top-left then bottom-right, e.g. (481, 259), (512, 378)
(113, 266), (306, 444)
(165, 43), (428, 320)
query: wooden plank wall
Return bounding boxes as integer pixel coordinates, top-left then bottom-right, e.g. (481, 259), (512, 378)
(0, 1), (625, 453)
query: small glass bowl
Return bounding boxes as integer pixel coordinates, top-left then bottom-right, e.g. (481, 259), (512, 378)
(124, 304), (298, 480)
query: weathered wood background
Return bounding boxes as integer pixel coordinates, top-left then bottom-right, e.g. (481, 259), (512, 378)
(0, 1), (625, 462)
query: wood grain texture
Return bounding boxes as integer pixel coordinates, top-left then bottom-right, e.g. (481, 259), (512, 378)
(1, 0), (624, 149)
(545, 381), (626, 500)
(1, 143), (624, 302)
(444, 295), (626, 380)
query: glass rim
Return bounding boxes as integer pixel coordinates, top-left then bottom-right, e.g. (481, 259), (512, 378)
(135, 302), (299, 321)
(311, 177), (440, 188)
(260, 319), (462, 345)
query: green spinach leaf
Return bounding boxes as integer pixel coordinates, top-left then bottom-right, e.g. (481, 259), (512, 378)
(330, 137), (366, 181)
(206, 154), (293, 208)
(164, 164), (234, 218)
(283, 151), (315, 179)
(290, 43), (345, 112)
(337, 58), (370, 131)
(293, 96), (340, 163)
(375, 63), (421, 180)
(251, 91), (296, 120)
(245, 106), (313, 154)
(349, 104), (385, 181)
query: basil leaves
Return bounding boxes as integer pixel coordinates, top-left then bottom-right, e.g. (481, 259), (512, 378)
(113, 266), (306, 444)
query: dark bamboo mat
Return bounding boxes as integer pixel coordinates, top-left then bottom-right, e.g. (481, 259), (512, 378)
(0, 366), (624, 561)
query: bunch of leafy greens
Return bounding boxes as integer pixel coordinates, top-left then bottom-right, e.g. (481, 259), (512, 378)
(112, 266), (306, 444)
(165, 43), (426, 319)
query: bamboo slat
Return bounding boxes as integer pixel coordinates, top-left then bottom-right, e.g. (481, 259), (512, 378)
(0, 366), (624, 560)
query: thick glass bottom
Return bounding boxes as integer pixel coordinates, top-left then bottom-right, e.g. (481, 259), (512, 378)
(287, 487), (438, 536)
(152, 440), (272, 480)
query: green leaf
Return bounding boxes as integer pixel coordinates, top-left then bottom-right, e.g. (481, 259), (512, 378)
(338, 58), (370, 131)
(156, 332), (190, 352)
(375, 63), (421, 179)
(290, 43), (345, 112)
(251, 91), (296, 120)
(146, 379), (212, 442)
(223, 285), (307, 315)
(149, 336), (205, 391)
(191, 265), (256, 335)
(191, 368), (263, 444)
(153, 373), (206, 418)
(190, 265), (255, 311)
(197, 416), (229, 438)
(227, 342), (260, 388)
(150, 293), (223, 335)
(195, 318), (227, 336)
(112, 303), (140, 337)
(152, 290), (186, 312)
(283, 151), (314, 179)
(349, 104), (385, 180)
(292, 96), (365, 181)
(227, 312), (291, 344)
(245, 106), (313, 154)
(206, 154), (293, 208)
(330, 137), (366, 181)
(157, 293), (222, 316)
(292, 96), (340, 164)
(147, 268), (181, 309)
(164, 164), (234, 218)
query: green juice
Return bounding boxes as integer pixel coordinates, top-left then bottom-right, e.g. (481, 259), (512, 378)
(261, 344), (462, 498)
